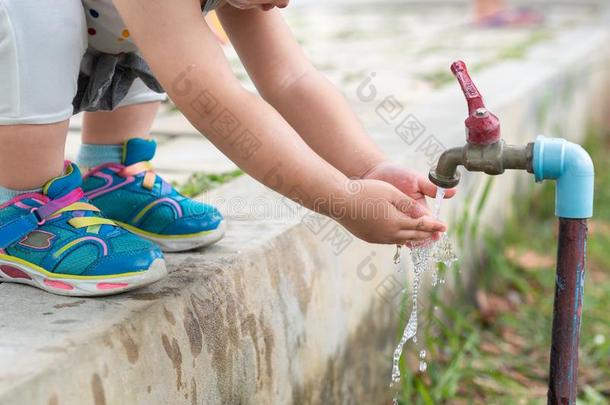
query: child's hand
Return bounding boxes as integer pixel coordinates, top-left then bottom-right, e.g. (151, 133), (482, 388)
(224, 0), (289, 11)
(361, 162), (457, 213)
(332, 179), (447, 245)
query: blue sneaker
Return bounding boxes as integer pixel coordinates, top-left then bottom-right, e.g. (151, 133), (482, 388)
(82, 138), (225, 252)
(0, 163), (167, 296)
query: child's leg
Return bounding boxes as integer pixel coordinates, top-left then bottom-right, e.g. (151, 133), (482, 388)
(0, 0), (166, 295)
(77, 101), (160, 168)
(0, 0), (85, 194)
(82, 101), (160, 146)
(0, 123), (67, 191)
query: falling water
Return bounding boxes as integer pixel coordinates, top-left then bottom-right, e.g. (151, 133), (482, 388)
(419, 350), (428, 372)
(390, 187), (458, 402)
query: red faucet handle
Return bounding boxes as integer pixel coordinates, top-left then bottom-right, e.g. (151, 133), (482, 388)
(451, 60), (500, 145)
(451, 61), (485, 114)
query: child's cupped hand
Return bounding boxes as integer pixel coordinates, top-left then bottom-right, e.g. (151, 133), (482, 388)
(362, 161), (457, 214)
(335, 162), (459, 246)
(225, 0), (289, 11)
(330, 179), (448, 245)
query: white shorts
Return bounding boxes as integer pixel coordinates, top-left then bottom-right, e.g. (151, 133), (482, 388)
(0, 0), (167, 125)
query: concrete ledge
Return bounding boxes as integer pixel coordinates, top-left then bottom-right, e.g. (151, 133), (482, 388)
(0, 177), (403, 405)
(1, 21), (609, 405)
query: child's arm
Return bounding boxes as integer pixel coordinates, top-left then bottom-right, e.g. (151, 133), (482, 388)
(216, 5), (385, 179)
(113, 0), (446, 244)
(216, 6), (457, 203)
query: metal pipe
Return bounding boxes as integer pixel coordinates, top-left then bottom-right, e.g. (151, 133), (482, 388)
(502, 143), (534, 172)
(548, 218), (588, 404)
(429, 141), (534, 189)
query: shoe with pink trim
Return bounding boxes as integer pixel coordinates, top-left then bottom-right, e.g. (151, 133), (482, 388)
(0, 163), (167, 296)
(82, 138), (225, 252)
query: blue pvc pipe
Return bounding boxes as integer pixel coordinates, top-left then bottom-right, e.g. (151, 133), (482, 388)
(533, 136), (595, 219)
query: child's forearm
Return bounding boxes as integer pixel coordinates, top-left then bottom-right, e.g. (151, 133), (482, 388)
(216, 6), (386, 178)
(264, 68), (387, 178)
(178, 80), (350, 213)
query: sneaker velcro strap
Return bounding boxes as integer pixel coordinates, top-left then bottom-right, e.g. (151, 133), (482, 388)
(0, 188), (85, 249)
(37, 189), (84, 218)
(0, 213), (39, 249)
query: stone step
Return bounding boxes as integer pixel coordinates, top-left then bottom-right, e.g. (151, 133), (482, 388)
(0, 178), (402, 405)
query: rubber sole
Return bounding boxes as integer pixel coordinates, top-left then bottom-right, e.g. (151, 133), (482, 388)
(116, 220), (227, 253)
(0, 256), (167, 297)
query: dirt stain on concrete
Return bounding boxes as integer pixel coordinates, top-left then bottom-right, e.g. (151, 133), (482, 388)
(118, 326), (139, 364)
(291, 304), (395, 405)
(161, 334), (183, 390)
(91, 373), (107, 405)
(191, 378), (198, 405)
(51, 319), (78, 325)
(187, 267), (279, 402)
(261, 320), (275, 381)
(241, 313), (262, 384)
(102, 335), (114, 349)
(190, 282), (237, 404)
(183, 307), (202, 357)
(128, 286), (181, 301)
(265, 234), (317, 315)
(53, 300), (86, 309)
(128, 292), (159, 301)
(163, 306), (176, 325)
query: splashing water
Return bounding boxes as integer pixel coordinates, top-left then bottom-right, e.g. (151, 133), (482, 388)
(390, 187), (458, 399)
(419, 350), (428, 372)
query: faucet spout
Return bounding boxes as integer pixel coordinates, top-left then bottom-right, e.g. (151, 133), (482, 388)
(429, 147), (463, 188)
(429, 141), (534, 189)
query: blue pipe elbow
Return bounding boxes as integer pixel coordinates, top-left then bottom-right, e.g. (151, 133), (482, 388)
(533, 135), (595, 219)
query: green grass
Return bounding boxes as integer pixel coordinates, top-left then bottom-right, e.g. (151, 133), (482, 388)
(176, 169), (243, 197)
(396, 129), (610, 404)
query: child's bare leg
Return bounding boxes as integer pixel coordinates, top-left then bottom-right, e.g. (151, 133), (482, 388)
(0, 122), (67, 190)
(78, 102), (160, 169)
(81, 102), (160, 145)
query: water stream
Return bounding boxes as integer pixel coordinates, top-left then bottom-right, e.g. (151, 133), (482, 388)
(390, 187), (458, 403)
